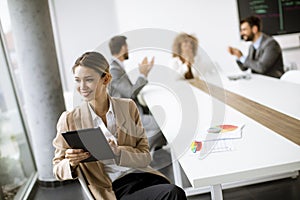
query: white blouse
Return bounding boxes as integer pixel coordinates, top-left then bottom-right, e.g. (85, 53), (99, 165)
(169, 56), (201, 79)
(88, 102), (134, 182)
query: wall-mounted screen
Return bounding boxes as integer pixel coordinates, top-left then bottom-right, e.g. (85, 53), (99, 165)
(237, 0), (300, 35)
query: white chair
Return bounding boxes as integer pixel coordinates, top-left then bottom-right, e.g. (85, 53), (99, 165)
(77, 169), (95, 200)
(280, 70), (300, 84)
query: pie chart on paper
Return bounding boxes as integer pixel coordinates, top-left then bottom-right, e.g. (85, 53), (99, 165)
(207, 125), (238, 133)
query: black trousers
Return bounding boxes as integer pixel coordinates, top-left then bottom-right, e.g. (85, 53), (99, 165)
(112, 172), (187, 200)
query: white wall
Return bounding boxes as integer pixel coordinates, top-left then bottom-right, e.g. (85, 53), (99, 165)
(50, 0), (119, 91)
(51, 0), (300, 92)
(114, 0), (243, 73)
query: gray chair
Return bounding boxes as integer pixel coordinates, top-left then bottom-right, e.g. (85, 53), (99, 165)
(77, 169), (94, 200)
(280, 70), (300, 84)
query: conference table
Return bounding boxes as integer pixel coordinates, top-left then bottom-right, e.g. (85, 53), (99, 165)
(191, 73), (300, 145)
(141, 74), (300, 200)
(223, 73), (300, 120)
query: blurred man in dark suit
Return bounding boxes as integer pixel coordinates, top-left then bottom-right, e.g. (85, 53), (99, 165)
(228, 15), (284, 78)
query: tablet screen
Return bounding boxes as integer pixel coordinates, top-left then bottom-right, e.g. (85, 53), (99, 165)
(62, 127), (115, 162)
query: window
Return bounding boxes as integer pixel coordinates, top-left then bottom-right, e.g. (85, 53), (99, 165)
(0, 1), (36, 199)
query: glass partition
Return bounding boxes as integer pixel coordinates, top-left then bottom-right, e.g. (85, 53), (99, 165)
(0, 14), (36, 200)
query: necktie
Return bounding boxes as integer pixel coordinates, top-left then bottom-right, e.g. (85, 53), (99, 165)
(251, 46), (256, 60)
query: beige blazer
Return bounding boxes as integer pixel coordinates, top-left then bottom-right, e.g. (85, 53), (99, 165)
(53, 97), (168, 199)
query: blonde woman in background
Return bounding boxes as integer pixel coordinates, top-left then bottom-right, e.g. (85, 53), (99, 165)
(170, 33), (200, 79)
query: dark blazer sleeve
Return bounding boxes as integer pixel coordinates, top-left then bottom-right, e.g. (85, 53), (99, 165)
(236, 35), (283, 75)
(109, 62), (148, 99)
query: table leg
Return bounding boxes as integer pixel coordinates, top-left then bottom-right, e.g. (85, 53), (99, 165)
(210, 184), (223, 200)
(171, 148), (183, 187)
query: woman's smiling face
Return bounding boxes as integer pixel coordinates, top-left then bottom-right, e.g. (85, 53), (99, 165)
(73, 65), (104, 101)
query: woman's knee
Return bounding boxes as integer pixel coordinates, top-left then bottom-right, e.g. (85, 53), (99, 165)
(164, 184), (187, 199)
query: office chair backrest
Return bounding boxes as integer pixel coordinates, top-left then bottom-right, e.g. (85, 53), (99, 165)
(280, 70), (300, 85)
(77, 169), (95, 200)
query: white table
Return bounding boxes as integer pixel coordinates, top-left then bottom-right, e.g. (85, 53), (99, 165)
(141, 82), (300, 200)
(221, 73), (300, 120)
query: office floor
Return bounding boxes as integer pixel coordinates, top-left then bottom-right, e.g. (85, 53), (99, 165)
(29, 149), (300, 200)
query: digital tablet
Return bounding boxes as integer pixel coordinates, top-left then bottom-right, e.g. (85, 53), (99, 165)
(62, 127), (115, 162)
